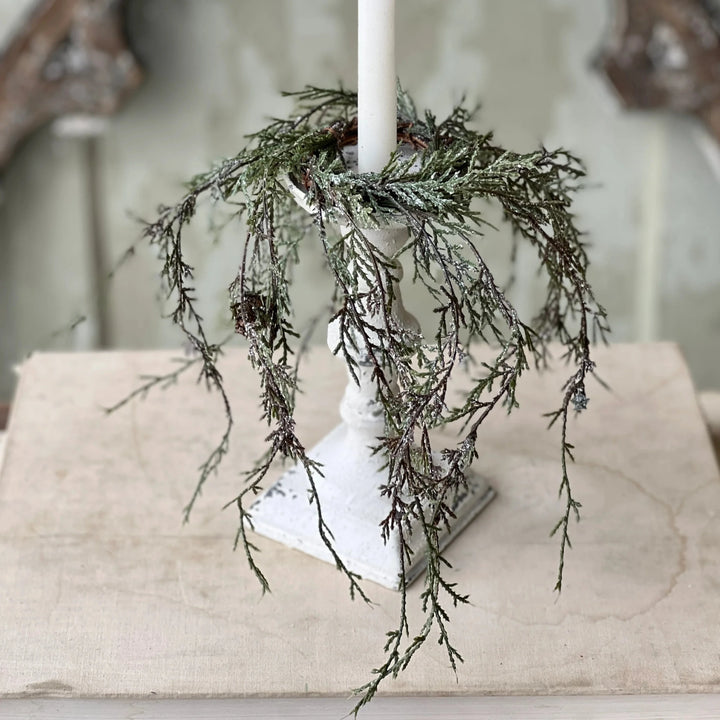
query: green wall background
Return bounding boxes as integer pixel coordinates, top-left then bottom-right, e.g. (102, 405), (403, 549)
(1, 0), (719, 401)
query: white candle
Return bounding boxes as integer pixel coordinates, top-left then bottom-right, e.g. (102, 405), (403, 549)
(358, 0), (397, 174)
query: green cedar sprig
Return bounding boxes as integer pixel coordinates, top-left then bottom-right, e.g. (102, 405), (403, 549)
(131, 84), (608, 714)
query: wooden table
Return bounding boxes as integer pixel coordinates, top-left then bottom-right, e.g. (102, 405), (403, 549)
(1, 345), (719, 719)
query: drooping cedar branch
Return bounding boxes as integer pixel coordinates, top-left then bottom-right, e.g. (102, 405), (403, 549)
(127, 85), (608, 715)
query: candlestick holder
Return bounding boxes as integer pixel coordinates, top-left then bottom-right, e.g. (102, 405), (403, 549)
(248, 173), (495, 589)
(131, 84), (606, 709)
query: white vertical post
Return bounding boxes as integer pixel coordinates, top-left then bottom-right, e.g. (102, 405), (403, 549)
(636, 117), (667, 342)
(251, 0), (494, 589)
(353, 0), (400, 436)
(357, 0), (397, 173)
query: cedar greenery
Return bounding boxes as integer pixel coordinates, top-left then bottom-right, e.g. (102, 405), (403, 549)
(127, 85), (608, 714)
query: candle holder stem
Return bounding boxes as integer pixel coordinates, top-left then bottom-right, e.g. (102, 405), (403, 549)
(250, 223), (495, 590)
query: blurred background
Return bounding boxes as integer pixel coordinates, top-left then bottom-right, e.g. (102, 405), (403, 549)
(1, 0), (719, 406)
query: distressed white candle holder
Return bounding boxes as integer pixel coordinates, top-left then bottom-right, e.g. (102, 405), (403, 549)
(249, 155), (495, 591)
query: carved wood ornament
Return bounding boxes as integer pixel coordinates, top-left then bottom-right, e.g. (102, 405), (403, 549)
(0, 0), (142, 169)
(600, 0), (720, 142)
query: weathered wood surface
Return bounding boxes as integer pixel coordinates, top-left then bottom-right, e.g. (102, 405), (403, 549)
(0, 0), (142, 168)
(1, 345), (719, 701)
(2, 695), (720, 719)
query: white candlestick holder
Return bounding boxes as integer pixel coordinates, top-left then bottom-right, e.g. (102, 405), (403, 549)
(249, 174), (495, 591)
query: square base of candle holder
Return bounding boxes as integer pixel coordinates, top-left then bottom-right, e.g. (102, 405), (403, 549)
(249, 422), (495, 590)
